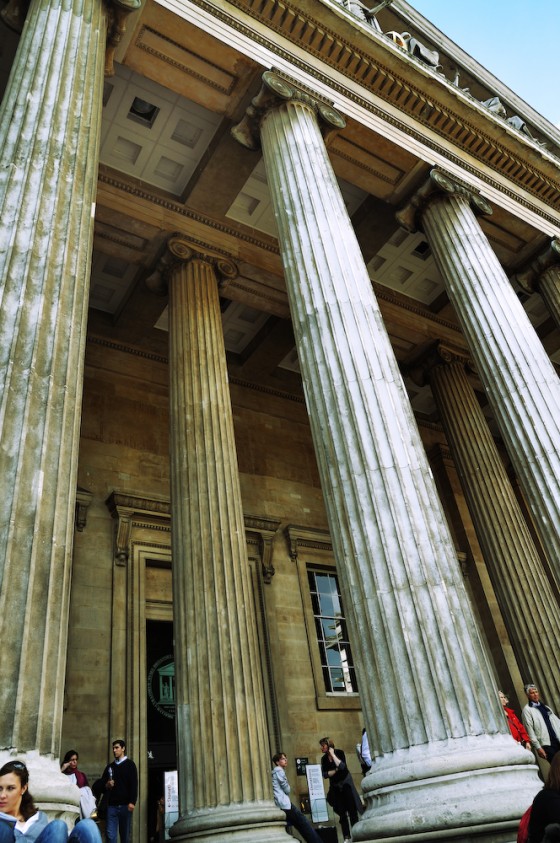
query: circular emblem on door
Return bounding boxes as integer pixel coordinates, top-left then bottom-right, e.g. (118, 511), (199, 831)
(147, 654), (175, 719)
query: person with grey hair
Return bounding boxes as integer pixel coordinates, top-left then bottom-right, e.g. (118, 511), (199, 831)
(522, 685), (560, 763)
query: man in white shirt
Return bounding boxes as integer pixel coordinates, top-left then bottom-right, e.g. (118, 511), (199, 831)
(271, 753), (322, 843)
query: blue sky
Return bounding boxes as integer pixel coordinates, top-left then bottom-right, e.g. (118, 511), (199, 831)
(409, 0), (559, 126)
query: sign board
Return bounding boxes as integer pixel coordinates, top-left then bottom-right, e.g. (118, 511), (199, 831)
(163, 770), (179, 840)
(295, 756), (309, 776)
(305, 764), (328, 823)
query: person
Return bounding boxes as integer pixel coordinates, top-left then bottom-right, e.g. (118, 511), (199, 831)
(543, 825), (560, 843)
(528, 754), (560, 843)
(356, 728), (372, 775)
(523, 685), (560, 763)
(499, 692), (532, 751)
(99, 740), (138, 843)
(319, 737), (363, 843)
(61, 751), (97, 820)
(0, 760), (101, 843)
(271, 753), (322, 843)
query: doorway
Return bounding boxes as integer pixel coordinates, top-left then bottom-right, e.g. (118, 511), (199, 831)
(146, 620), (176, 843)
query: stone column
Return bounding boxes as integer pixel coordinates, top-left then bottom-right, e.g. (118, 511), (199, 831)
(151, 238), (286, 843)
(0, 0), (112, 818)
(513, 238), (560, 332)
(398, 170), (560, 590)
(232, 71), (538, 843)
(418, 342), (560, 710)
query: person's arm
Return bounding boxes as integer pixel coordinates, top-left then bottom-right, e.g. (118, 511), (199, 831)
(522, 708), (546, 757)
(326, 747), (346, 777)
(128, 761), (138, 810)
(277, 768), (290, 795)
(511, 712), (531, 749)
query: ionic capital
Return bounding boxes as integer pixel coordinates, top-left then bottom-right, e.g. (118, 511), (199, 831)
(512, 238), (560, 295)
(145, 235), (238, 295)
(396, 168), (493, 233)
(231, 70), (346, 151)
(407, 341), (474, 386)
(104, 0), (142, 76)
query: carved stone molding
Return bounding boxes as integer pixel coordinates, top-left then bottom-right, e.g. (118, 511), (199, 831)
(105, 491), (171, 565)
(216, 0), (560, 208)
(231, 70), (346, 152)
(244, 515), (282, 583)
(0, 0), (28, 31)
(396, 168), (493, 233)
(513, 238), (560, 295)
(407, 340), (474, 387)
(105, 0), (142, 76)
(105, 492), (279, 574)
(284, 524), (332, 562)
(145, 234), (238, 296)
(75, 487), (93, 532)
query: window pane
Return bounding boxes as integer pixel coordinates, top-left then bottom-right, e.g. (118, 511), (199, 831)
(308, 569), (357, 694)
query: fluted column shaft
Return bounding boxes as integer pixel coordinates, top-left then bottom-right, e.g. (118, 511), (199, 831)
(514, 239), (560, 333)
(538, 266), (560, 331)
(0, 0), (105, 813)
(245, 73), (538, 843)
(417, 181), (560, 584)
(429, 353), (560, 709)
(166, 243), (285, 843)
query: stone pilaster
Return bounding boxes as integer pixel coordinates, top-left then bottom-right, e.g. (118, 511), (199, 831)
(398, 169), (560, 595)
(514, 238), (560, 332)
(420, 342), (560, 711)
(158, 238), (286, 843)
(0, 0), (107, 819)
(233, 71), (539, 843)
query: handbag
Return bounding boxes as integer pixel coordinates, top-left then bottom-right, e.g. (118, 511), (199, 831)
(517, 805), (531, 843)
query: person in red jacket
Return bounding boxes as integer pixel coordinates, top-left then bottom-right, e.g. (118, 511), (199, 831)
(499, 691), (531, 750)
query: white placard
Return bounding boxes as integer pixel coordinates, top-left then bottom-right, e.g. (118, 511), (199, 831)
(163, 770), (179, 840)
(305, 764), (328, 823)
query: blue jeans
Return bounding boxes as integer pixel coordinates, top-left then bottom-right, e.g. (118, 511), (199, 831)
(106, 805), (132, 843)
(0, 818), (101, 843)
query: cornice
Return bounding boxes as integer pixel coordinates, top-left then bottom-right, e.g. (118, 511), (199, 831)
(97, 170), (281, 255)
(190, 0), (560, 222)
(86, 334), (306, 403)
(372, 283), (463, 335)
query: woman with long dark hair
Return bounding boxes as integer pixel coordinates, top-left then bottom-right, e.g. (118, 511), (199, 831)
(528, 753), (560, 842)
(0, 760), (101, 843)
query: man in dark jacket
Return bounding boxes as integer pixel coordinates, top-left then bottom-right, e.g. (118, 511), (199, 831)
(101, 740), (138, 843)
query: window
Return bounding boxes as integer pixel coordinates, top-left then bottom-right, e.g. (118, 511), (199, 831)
(308, 570), (358, 693)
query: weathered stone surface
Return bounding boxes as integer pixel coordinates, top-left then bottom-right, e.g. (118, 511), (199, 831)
(253, 77), (539, 842)
(0, 0), (106, 817)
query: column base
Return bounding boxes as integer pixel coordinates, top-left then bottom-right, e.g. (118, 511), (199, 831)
(351, 735), (540, 843)
(170, 801), (290, 843)
(0, 751), (80, 827)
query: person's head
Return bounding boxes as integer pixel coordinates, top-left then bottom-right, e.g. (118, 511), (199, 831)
(543, 823), (560, 843)
(498, 691), (508, 707)
(545, 754), (560, 792)
(62, 750), (79, 769)
(319, 737), (334, 753)
(272, 753), (287, 768)
(525, 684), (540, 703)
(0, 761), (37, 820)
(112, 740), (126, 760)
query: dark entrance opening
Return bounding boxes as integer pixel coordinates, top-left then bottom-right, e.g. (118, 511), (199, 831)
(146, 620), (177, 843)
